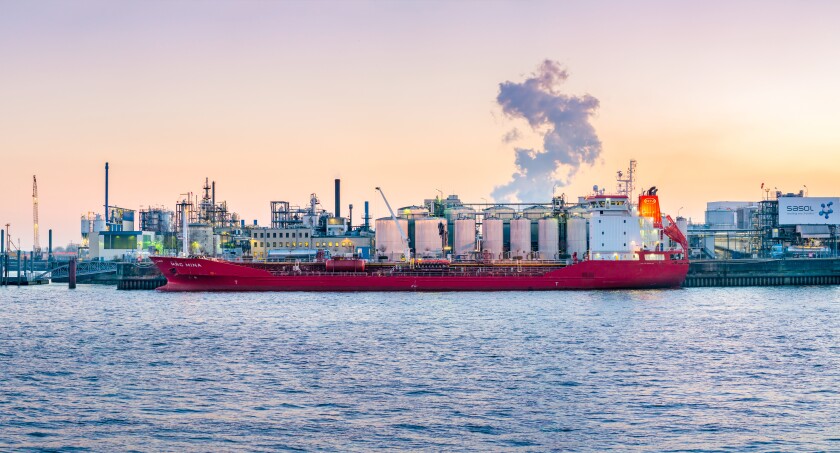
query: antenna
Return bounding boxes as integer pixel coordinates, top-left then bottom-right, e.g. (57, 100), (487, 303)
(616, 159), (637, 199)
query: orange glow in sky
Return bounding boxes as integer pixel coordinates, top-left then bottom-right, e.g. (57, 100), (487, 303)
(2, 1), (839, 249)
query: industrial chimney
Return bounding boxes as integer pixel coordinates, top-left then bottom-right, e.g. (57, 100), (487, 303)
(105, 162), (109, 226)
(334, 178), (341, 218)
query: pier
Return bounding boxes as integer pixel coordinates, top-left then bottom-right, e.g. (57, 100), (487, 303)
(684, 258), (840, 287)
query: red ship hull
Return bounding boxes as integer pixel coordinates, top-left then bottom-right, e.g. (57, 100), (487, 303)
(150, 255), (688, 292)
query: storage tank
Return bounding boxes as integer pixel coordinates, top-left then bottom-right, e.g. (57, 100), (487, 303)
(566, 217), (588, 259)
(375, 218), (409, 261)
(444, 206), (476, 249)
(160, 211), (173, 233)
(538, 217), (560, 260)
(453, 218), (476, 257)
(509, 218), (531, 258)
(523, 205), (552, 220)
(482, 218), (504, 259)
(483, 205), (515, 220)
(93, 214), (106, 233)
(414, 217), (445, 257)
(188, 223), (214, 255)
(399, 206), (429, 219)
(81, 216), (91, 235)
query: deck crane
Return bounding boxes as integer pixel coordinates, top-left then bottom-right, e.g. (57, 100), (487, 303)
(33, 175), (41, 254)
(375, 187), (411, 262)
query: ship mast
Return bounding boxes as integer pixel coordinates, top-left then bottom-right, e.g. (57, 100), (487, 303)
(616, 159), (637, 200)
(375, 187), (410, 261)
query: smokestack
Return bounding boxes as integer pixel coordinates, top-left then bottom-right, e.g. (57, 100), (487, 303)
(105, 162), (109, 225)
(334, 178), (341, 218)
(48, 229), (52, 261)
(364, 201), (370, 228)
(212, 181), (216, 224)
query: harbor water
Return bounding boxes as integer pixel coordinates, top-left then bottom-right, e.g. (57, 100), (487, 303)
(1, 285), (838, 451)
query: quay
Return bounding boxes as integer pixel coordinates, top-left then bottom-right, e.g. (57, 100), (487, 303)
(685, 258), (840, 287)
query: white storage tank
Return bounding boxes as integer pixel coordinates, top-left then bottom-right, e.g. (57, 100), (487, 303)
(414, 217), (445, 257)
(482, 218), (504, 259)
(444, 206), (476, 221)
(523, 205), (552, 220)
(160, 211), (173, 233)
(93, 214), (106, 233)
(538, 217), (560, 260)
(81, 216), (91, 235)
(189, 223), (214, 255)
(566, 217), (588, 259)
(399, 206), (430, 219)
(453, 218), (476, 257)
(483, 205), (515, 220)
(510, 218), (531, 258)
(375, 218), (409, 261)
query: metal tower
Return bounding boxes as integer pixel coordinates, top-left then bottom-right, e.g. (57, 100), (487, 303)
(616, 159), (637, 200)
(33, 175), (41, 253)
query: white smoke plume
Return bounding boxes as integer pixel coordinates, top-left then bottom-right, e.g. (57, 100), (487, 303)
(492, 60), (602, 201)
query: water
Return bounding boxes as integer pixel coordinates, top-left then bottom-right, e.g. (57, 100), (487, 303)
(1, 285), (838, 451)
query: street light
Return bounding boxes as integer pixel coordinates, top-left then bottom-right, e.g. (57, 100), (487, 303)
(677, 206), (684, 218)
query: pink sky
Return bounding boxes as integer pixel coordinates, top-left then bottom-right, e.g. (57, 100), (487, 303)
(2, 0), (839, 249)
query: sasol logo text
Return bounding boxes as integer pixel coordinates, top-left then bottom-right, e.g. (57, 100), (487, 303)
(786, 206), (814, 212)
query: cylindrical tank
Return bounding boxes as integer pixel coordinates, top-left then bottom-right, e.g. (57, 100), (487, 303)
(93, 214), (106, 233)
(453, 218), (476, 257)
(398, 206), (430, 219)
(483, 205), (515, 220)
(81, 216), (91, 235)
(538, 217), (560, 260)
(188, 223), (214, 255)
(482, 218), (504, 259)
(160, 211), (173, 233)
(414, 217), (445, 257)
(677, 217), (688, 238)
(444, 206), (476, 221)
(510, 218), (531, 258)
(375, 218), (409, 261)
(523, 205), (552, 220)
(325, 259), (366, 272)
(566, 217), (588, 259)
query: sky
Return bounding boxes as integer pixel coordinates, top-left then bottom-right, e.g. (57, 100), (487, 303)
(1, 0), (839, 250)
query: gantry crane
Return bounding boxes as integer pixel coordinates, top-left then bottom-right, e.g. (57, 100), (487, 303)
(33, 175), (41, 254)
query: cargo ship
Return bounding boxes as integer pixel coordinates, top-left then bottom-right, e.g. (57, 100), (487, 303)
(150, 185), (690, 291)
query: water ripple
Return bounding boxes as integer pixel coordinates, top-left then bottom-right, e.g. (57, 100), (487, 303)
(0, 284), (838, 450)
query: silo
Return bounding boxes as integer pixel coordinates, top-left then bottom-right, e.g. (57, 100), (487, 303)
(483, 205), (515, 220)
(444, 206), (476, 248)
(482, 218), (504, 259)
(375, 218), (409, 261)
(566, 217), (588, 259)
(189, 223), (214, 255)
(453, 218), (476, 257)
(523, 205), (552, 220)
(160, 211), (173, 233)
(414, 217), (445, 257)
(93, 214), (106, 233)
(510, 218), (531, 258)
(538, 217), (560, 260)
(81, 216), (91, 235)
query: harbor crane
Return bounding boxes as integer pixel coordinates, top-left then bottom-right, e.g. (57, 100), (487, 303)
(33, 175), (41, 254)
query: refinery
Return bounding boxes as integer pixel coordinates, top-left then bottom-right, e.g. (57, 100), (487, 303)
(2, 159), (839, 289)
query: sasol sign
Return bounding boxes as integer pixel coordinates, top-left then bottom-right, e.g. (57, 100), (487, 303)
(778, 197), (839, 225)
